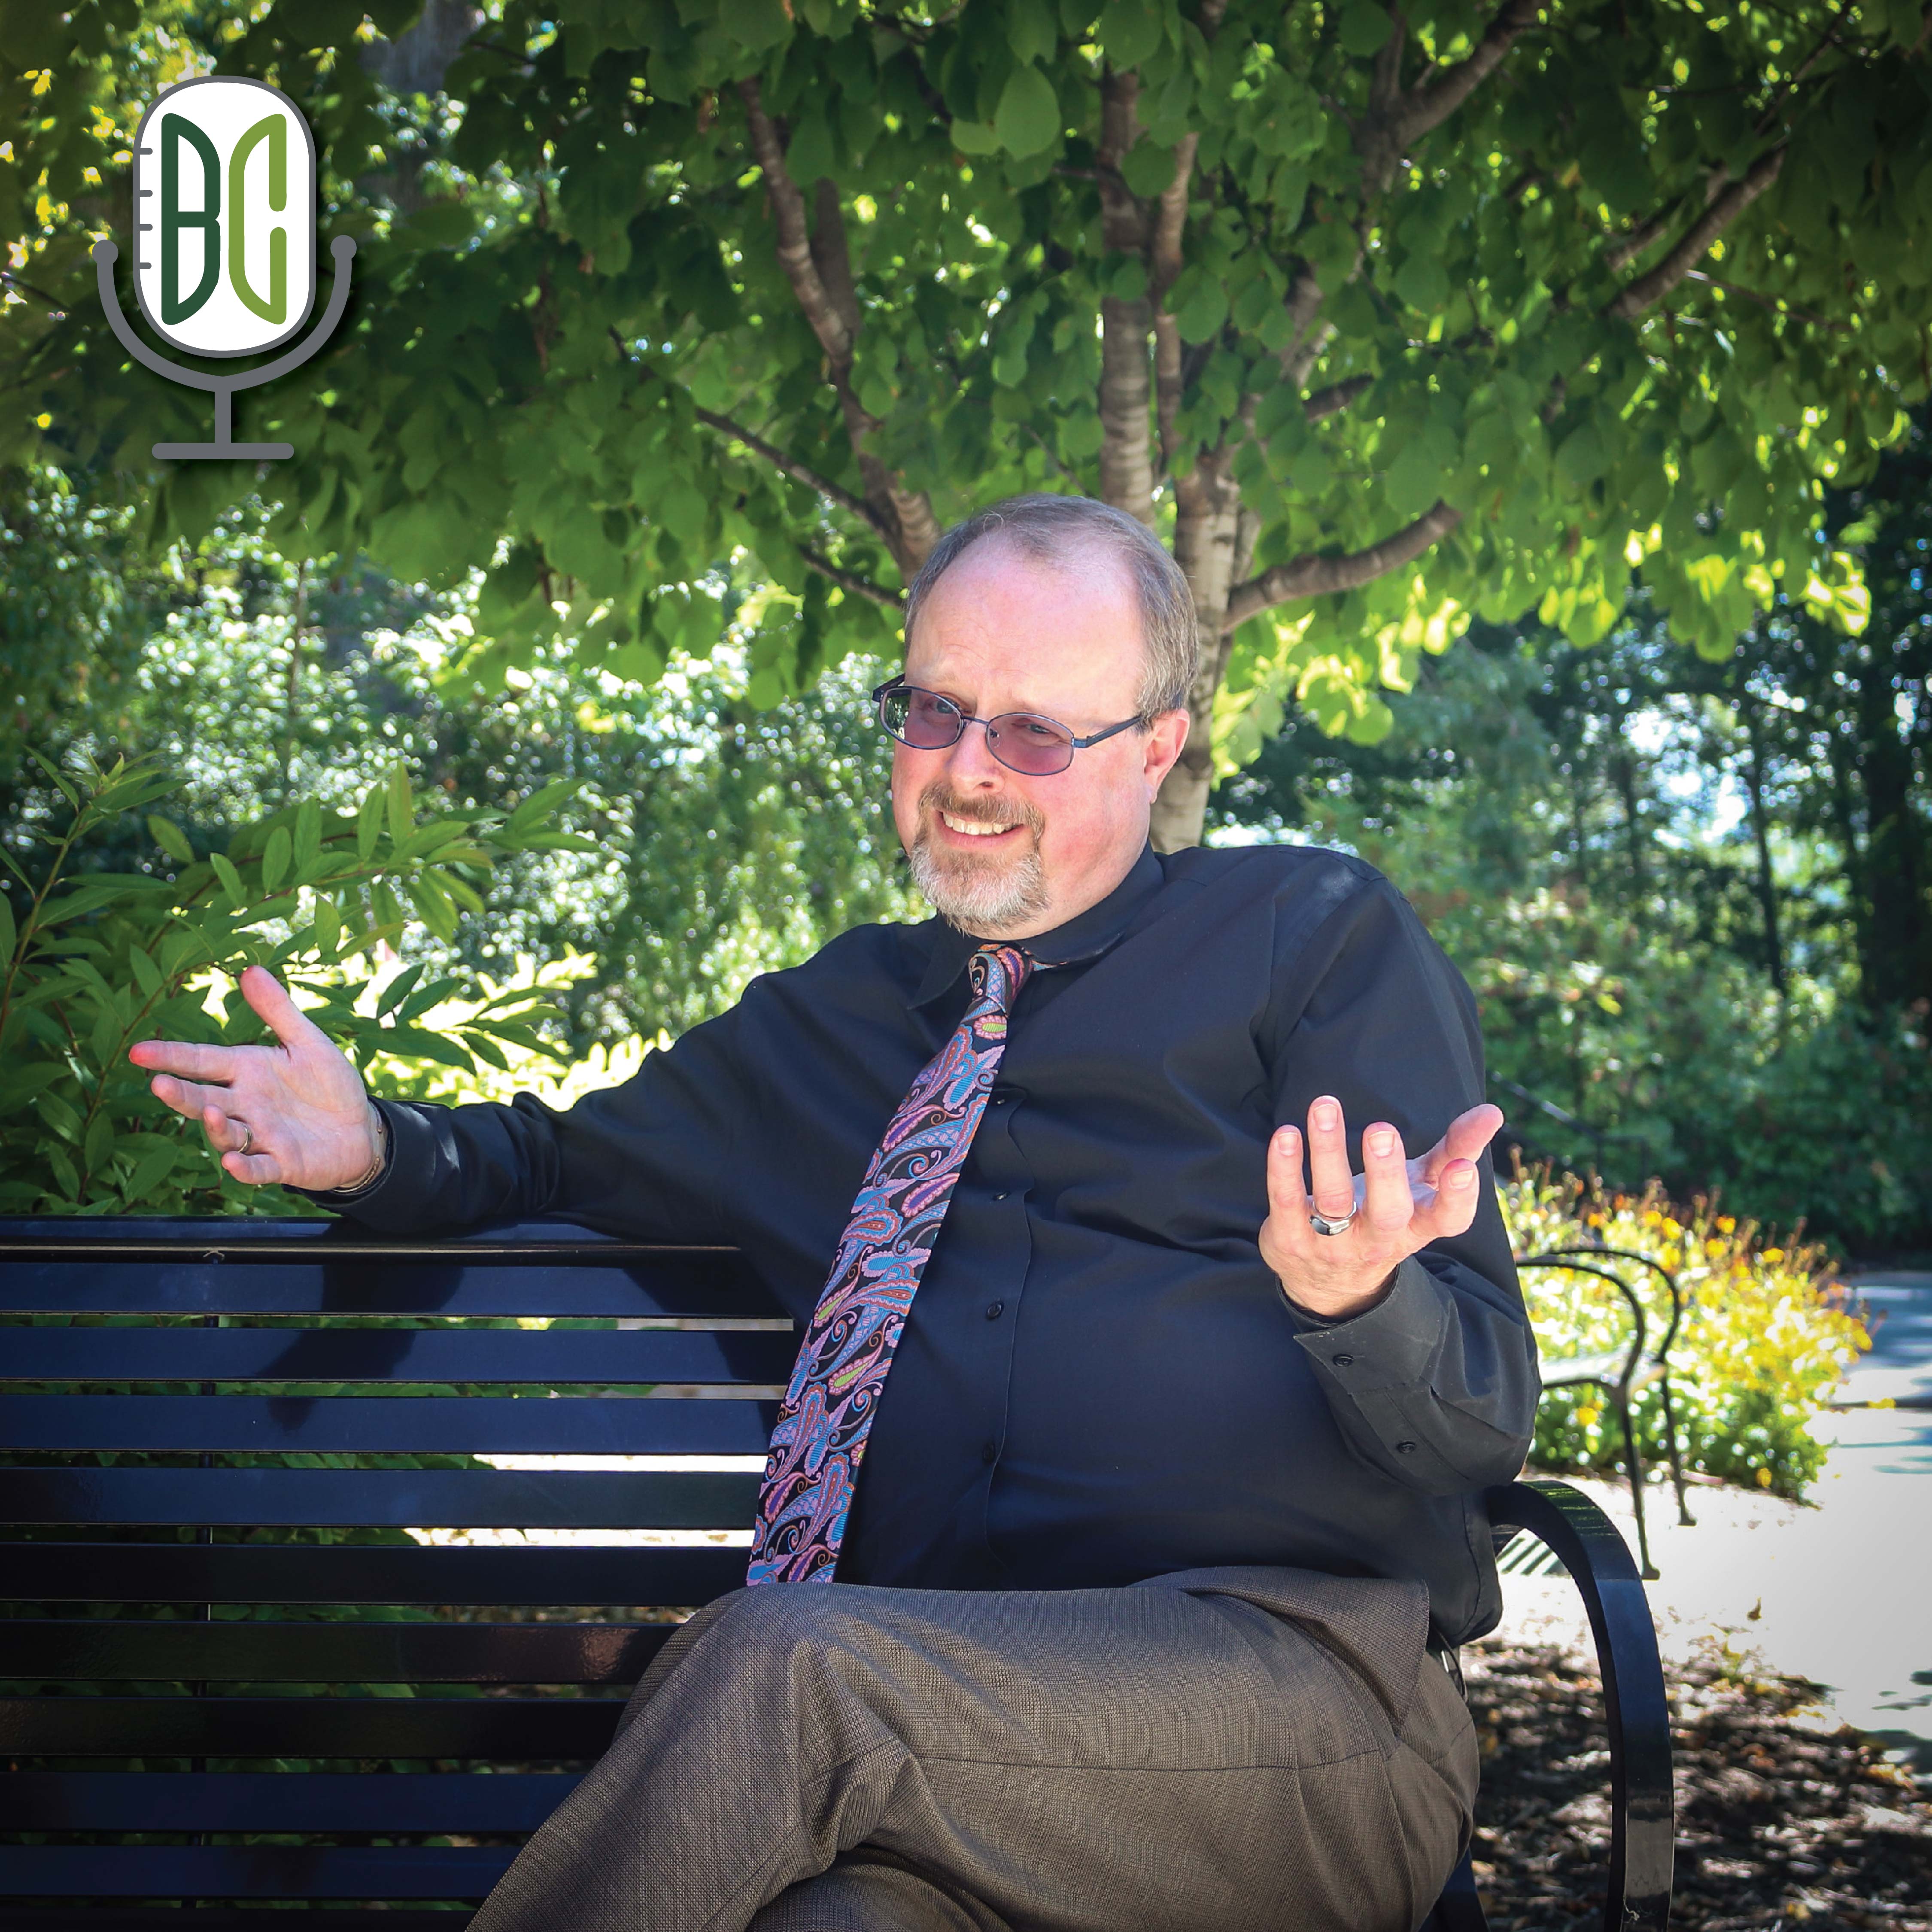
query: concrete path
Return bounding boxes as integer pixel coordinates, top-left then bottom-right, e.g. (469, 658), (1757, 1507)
(1488, 1271), (1932, 1777)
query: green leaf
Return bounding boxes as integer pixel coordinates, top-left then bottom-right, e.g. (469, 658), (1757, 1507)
(1171, 268), (1229, 344)
(148, 815), (195, 865)
(128, 945), (164, 1000)
(357, 784), (384, 861)
(1394, 252), (1450, 314)
(311, 896), (342, 955)
(951, 119), (1001, 156)
(37, 1091), (83, 1143)
(1337, 0), (1395, 57)
(377, 963), (428, 1019)
(124, 1140), (183, 1206)
(720, 0), (794, 49)
(994, 64), (1062, 157)
(83, 1110), (115, 1181)
(0, 890), (14, 965)
(1120, 139), (1180, 197)
(261, 826), (293, 894)
(385, 766), (414, 849)
(293, 799), (323, 878)
(1097, 0), (1163, 67)
(47, 1145), (80, 1202)
(210, 854), (247, 906)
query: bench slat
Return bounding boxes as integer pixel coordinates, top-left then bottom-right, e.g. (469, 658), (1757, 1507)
(0, 1847), (517, 1899)
(0, 1695), (622, 1758)
(0, 1327), (797, 1385)
(0, 1771), (580, 1831)
(0, 1258), (781, 1320)
(0, 1467), (761, 1528)
(0, 1396), (777, 1455)
(4, 1541), (748, 1604)
(1, 1620), (673, 1683)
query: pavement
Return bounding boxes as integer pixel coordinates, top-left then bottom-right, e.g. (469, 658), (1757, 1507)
(1487, 1270), (1932, 1777)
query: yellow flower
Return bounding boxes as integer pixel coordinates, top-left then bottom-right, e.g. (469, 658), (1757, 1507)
(1716, 1216), (1736, 1233)
(1755, 1467), (1773, 1489)
(1762, 1248), (1784, 1264)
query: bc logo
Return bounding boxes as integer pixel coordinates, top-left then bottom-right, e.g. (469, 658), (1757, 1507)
(94, 75), (355, 460)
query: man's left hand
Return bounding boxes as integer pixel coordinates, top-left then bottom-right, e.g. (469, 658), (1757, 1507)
(1260, 1097), (1506, 1322)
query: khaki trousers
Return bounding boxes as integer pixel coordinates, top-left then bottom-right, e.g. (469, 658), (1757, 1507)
(469, 1567), (1477, 1932)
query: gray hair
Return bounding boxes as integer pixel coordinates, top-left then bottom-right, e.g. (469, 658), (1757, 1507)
(901, 495), (1200, 722)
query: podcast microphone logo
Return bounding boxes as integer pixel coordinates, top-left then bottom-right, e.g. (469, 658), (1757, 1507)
(94, 76), (355, 461)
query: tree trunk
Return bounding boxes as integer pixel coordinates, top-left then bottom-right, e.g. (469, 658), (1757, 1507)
(1150, 456), (1242, 851)
(1855, 646), (1930, 1008)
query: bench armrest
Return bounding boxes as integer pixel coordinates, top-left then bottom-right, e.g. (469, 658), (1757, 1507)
(1483, 1478), (1674, 1932)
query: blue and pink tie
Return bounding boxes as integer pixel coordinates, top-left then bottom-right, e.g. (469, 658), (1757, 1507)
(747, 943), (1031, 1585)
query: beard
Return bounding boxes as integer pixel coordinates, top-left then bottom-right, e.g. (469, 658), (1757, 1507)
(907, 780), (1051, 934)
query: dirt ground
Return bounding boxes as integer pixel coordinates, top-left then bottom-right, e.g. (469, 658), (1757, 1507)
(1464, 1643), (1932, 1930)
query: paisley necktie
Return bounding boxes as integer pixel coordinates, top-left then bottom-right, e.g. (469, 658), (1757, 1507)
(747, 942), (1031, 1585)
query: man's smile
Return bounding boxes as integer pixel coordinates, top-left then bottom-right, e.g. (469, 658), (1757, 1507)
(938, 811), (1024, 841)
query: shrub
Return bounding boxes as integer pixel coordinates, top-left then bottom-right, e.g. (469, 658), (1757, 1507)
(0, 751), (588, 1215)
(1503, 1167), (1872, 1499)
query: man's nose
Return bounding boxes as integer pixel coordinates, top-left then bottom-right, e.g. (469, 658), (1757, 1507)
(941, 717), (1006, 786)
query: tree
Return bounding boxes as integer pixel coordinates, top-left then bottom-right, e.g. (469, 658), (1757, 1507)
(6, 0), (1926, 846)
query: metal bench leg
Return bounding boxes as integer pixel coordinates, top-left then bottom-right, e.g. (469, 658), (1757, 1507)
(1611, 1385), (1659, 1580)
(1654, 1373), (1695, 1526)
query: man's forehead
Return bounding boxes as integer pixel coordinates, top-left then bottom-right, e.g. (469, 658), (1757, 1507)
(904, 537), (1143, 699)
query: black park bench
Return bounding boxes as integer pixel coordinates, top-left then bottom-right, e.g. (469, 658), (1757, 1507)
(0, 1217), (1674, 1932)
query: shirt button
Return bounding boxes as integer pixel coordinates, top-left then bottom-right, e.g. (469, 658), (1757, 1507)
(1395, 1440), (1419, 1455)
(992, 1191), (1008, 1201)
(981, 1442), (997, 1464)
(1332, 1353), (1355, 1367)
(985, 1300), (1005, 1321)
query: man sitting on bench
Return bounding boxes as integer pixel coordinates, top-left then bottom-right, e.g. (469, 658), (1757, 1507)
(131, 493), (1536, 1932)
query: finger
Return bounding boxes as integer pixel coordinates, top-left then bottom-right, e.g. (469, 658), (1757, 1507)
(1416, 1103), (1505, 1186)
(128, 1038), (242, 1082)
(201, 1103), (256, 1156)
(146, 1073), (235, 1123)
(1267, 1124), (1311, 1224)
(1305, 1095), (1355, 1218)
(1359, 1121), (1415, 1233)
(220, 1149), (284, 1187)
(1409, 1157), (1483, 1242)
(239, 964), (327, 1050)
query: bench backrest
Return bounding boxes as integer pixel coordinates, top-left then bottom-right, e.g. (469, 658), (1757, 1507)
(0, 1215), (791, 1922)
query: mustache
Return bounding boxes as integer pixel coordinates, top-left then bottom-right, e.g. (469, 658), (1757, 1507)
(917, 781), (1045, 836)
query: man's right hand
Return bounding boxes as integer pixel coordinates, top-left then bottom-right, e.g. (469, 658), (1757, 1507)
(130, 964), (385, 1192)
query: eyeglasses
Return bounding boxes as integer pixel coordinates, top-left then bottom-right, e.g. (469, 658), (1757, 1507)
(871, 678), (1143, 777)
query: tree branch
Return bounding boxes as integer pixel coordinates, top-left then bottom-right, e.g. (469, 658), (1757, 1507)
(1603, 146), (1786, 321)
(1223, 501), (1464, 630)
(691, 403), (894, 536)
(800, 545), (902, 608)
(607, 324), (893, 539)
(736, 79), (940, 573)
(1304, 375), (1372, 422)
(1096, 69), (1155, 525)
(1355, 0), (1542, 194)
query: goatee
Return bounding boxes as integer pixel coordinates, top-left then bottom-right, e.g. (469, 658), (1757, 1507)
(908, 782), (1051, 934)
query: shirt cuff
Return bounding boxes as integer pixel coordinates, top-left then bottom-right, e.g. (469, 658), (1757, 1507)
(1281, 1254), (1450, 1385)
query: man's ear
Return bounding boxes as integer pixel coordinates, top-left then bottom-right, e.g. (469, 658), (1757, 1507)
(1142, 708), (1190, 799)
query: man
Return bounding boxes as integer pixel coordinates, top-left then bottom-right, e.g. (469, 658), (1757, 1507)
(132, 494), (1537, 1932)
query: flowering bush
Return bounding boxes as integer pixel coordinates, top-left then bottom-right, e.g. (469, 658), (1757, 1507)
(1503, 1167), (1872, 1499)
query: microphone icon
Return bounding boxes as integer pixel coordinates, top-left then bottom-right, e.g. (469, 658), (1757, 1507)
(93, 76), (353, 462)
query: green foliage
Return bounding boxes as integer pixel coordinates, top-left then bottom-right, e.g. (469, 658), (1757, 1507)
(1504, 1168), (1871, 1499)
(4, 0), (1926, 823)
(0, 748), (586, 1215)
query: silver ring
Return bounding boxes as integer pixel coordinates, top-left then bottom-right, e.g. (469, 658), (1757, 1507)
(231, 1120), (253, 1157)
(1308, 1207), (1355, 1237)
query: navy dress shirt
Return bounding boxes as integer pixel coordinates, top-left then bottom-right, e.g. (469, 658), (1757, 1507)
(321, 842), (1540, 1643)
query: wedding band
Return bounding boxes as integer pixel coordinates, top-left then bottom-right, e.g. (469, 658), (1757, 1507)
(231, 1121), (253, 1157)
(1308, 1207), (1355, 1237)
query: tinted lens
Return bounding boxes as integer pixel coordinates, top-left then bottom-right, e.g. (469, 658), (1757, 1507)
(987, 712), (1076, 775)
(884, 686), (966, 748)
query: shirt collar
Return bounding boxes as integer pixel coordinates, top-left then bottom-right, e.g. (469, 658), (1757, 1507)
(909, 843), (1165, 1008)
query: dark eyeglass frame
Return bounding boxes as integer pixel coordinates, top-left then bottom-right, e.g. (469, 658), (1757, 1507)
(871, 677), (1144, 777)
